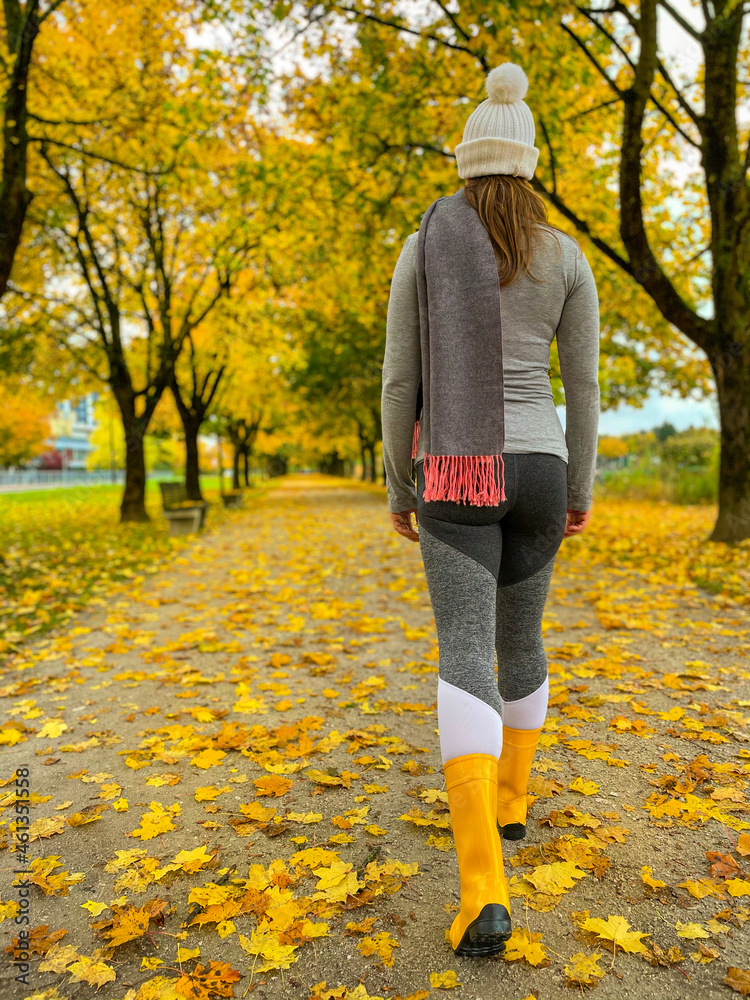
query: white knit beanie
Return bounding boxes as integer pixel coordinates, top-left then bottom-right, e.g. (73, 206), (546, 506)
(454, 63), (539, 180)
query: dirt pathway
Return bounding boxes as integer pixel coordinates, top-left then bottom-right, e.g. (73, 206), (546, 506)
(1, 475), (748, 1000)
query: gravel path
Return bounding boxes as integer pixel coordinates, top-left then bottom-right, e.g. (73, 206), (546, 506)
(1, 474), (748, 1000)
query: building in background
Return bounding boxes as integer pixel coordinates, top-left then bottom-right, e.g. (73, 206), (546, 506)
(36, 394), (99, 470)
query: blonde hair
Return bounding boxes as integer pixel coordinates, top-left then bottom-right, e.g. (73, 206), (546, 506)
(463, 175), (575, 288)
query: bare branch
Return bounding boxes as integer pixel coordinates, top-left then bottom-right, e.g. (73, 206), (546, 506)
(559, 21), (624, 97)
(657, 0), (702, 40)
(618, 0), (712, 347)
(30, 136), (175, 176)
(537, 116), (558, 195)
(28, 111), (111, 127)
(432, 0), (473, 42)
(575, 4), (636, 70)
(331, 3), (489, 70)
(37, 0), (66, 25)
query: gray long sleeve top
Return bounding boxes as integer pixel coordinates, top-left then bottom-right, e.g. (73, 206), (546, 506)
(381, 224), (601, 514)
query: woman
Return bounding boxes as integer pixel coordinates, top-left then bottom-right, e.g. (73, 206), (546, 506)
(380, 62), (600, 958)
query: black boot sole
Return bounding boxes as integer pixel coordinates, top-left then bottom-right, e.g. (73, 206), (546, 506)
(454, 903), (512, 957)
(497, 820), (526, 841)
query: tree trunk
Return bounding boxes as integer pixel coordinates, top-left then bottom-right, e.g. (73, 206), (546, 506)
(242, 447), (250, 487)
(360, 444), (368, 481)
(120, 420), (148, 523)
(232, 444), (241, 490)
(366, 443), (376, 483)
(0, 1), (38, 299)
(216, 434), (224, 493)
(184, 418), (203, 502)
(112, 385), (150, 523)
(709, 346), (750, 542)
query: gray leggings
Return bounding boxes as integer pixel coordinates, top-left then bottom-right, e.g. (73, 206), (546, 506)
(416, 453), (568, 715)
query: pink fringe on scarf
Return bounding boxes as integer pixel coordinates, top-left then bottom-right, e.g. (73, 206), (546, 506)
(411, 419), (420, 459)
(422, 452), (507, 505)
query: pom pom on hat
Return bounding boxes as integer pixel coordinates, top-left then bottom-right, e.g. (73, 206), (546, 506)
(485, 63), (529, 104)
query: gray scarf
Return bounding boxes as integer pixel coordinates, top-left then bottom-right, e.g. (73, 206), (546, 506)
(412, 186), (507, 505)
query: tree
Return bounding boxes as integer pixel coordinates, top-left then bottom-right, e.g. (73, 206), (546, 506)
(170, 334), (226, 503)
(253, 114), (414, 486)
(0, 0), (69, 299)
(0, 381), (51, 465)
(9, 3), (272, 521)
(653, 421), (678, 443)
(269, 0), (749, 542)
(34, 152), (255, 521)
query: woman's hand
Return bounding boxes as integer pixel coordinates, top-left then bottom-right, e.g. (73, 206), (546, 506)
(391, 507), (419, 542)
(563, 507), (591, 538)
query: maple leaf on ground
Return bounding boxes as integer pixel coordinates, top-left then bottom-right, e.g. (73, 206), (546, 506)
(174, 960), (241, 998)
(522, 861), (588, 895)
(580, 914), (651, 955)
(238, 928), (299, 972)
(736, 833), (750, 857)
(563, 950), (606, 986)
(691, 942), (719, 964)
(725, 967), (750, 996)
(36, 720), (70, 739)
(190, 749), (227, 770)
(22, 856), (85, 896)
(153, 845), (216, 881)
(706, 850), (741, 878)
(194, 785), (229, 802)
(67, 955), (116, 987)
(308, 984), (384, 1000)
(641, 865), (667, 888)
(724, 878), (750, 897)
(253, 774), (293, 797)
(177, 945), (200, 962)
(5, 924), (66, 957)
(426, 835), (453, 852)
(678, 877), (725, 899)
(28, 816), (66, 841)
(38, 942), (79, 973)
(104, 849), (148, 873)
(676, 921), (710, 939)
(569, 776), (600, 795)
(503, 926), (548, 966)
(398, 806), (450, 830)
(305, 768), (354, 788)
(290, 847), (345, 871)
(129, 801), (180, 841)
(313, 861), (361, 903)
(357, 931), (399, 967)
(429, 970), (461, 988)
(240, 801), (277, 823)
(67, 804), (109, 827)
(287, 811), (323, 824)
(345, 917), (379, 935)
(128, 974), (183, 999)
(93, 898), (168, 949)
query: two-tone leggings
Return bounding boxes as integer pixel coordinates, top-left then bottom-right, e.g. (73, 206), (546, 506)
(416, 453), (568, 764)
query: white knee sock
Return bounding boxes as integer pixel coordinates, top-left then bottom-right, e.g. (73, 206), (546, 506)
(500, 675), (549, 730)
(437, 677), (503, 765)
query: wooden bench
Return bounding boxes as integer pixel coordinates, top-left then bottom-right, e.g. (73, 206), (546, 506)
(158, 481), (209, 532)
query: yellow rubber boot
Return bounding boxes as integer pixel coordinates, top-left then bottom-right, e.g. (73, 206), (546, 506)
(496, 725), (543, 840)
(444, 753), (512, 956)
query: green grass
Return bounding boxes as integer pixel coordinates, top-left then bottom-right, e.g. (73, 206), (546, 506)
(597, 463), (718, 505)
(0, 476), (264, 654)
(0, 474), (240, 506)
